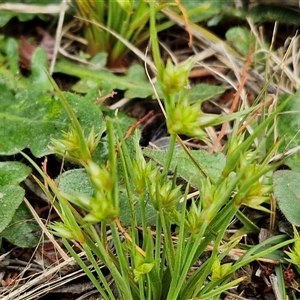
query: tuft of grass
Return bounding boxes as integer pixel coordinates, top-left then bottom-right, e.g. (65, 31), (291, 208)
(75, 0), (154, 67)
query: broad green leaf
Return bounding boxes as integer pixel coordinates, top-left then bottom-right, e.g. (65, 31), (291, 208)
(119, 192), (157, 226)
(57, 169), (157, 226)
(276, 89), (300, 171)
(71, 53), (110, 94)
(54, 59), (155, 99)
(72, 79), (112, 95)
(0, 85), (104, 157)
(0, 162), (31, 186)
(0, 68), (28, 91)
(124, 65), (154, 99)
(6, 38), (19, 74)
(286, 153), (300, 172)
(0, 161), (35, 247)
(144, 148), (226, 186)
(0, 11), (15, 27)
(90, 52), (108, 68)
(225, 27), (255, 57)
(189, 84), (226, 104)
(0, 185), (24, 233)
(180, 1), (222, 23)
(1, 202), (40, 248)
(29, 47), (52, 90)
(57, 169), (94, 196)
(273, 170), (300, 226)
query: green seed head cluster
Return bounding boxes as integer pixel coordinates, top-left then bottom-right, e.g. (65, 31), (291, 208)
(161, 59), (194, 95)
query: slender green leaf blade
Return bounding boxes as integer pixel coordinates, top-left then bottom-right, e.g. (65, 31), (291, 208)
(54, 60), (155, 99)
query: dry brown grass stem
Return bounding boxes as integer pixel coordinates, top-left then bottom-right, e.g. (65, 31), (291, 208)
(0, 3), (67, 14)
(210, 46), (254, 153)
(1, 251), (88, 300)
(115, 218), (146, 257)
(24, 197), (69, 262)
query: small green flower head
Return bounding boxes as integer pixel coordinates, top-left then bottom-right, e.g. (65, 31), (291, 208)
(199, 177), (214, 209)
(214, 176), (230, 202)
(211, 258), (233, 281)
(150, 181), (181, 211)
(160, 182), (182, 209)
(237, 180), (272, 211)
(184, 199), (203, 234)
(86, 161), (113, 192)
(86, 126), (101, 155)
(50, 128), (82, 163)
(132, 159), (159, 195)
(234, 157), (273, 210)
(285, 227), (300, 266)
(132, 162), (146, 195)
(84, 205), (119, 223)
(132, 250), (155, 281)
(83, 191), (119, 223)
(161, 58), (194, 95)
(167, 98), (208, 140)
(226, 134), (244, 162)
(51, 221), (84, 242)
(51, 222), (75, 240)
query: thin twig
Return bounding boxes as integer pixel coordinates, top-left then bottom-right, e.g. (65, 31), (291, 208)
(237, 99), (273, 135)
(49, 0), (70, 75)
(23, 198), (69, 262)
(114, 219), (146, 257)
(124, 110), (154, 140)
(175, 0), (193, 47)
(210, 45), (254, 153)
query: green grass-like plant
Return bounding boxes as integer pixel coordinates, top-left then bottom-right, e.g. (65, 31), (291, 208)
(75, 0), (154, 67)
(24, 82), (294, 299)
(2, 1), (300, 298)
(19, 4), (298, 299)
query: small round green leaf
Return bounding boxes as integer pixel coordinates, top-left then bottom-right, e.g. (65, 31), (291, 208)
(226, 27), (254, 56)
(189, 84), (226, 104)
(0, 161), (31, 186)
(0, 185), (24, 233)
(57, 169), (94, 196)
(274, 170), (300, 226)
(1, 202), (40, 248)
